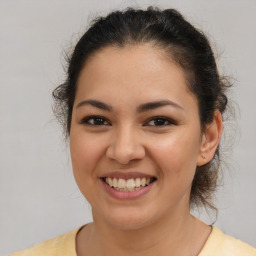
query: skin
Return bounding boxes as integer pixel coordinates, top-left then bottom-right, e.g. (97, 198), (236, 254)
(70, 44), (223, 256)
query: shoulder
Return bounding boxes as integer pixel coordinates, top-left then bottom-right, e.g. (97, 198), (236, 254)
(199, 226), (256, 256)
(9, 227), (81, 256)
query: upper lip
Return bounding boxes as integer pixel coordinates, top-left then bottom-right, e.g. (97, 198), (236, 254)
(99, 171), (156, 180)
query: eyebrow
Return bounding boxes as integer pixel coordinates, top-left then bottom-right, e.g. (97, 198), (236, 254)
(76, 99), (113, 111)
(137, 100), (184, 112)
(76, 99), (183, 112)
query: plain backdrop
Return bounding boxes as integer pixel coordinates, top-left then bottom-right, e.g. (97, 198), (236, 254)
(1, 0), (256, 255)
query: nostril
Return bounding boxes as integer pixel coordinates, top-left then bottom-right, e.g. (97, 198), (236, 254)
(106, 142), (146, 165)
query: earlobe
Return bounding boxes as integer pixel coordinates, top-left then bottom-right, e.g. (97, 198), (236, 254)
(197, 111), (223, 166)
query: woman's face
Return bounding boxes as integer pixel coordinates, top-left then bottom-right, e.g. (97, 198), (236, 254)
(70, 44), (206, 230)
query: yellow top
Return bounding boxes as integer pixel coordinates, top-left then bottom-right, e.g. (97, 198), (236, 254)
(10, 226), (256, 256)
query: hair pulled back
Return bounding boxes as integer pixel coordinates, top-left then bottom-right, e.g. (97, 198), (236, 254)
(53, 6), (231, 211)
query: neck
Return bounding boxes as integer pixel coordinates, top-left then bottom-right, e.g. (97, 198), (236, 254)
(76, 208), (210, 256)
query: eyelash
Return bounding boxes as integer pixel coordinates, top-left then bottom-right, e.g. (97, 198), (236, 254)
(80, 116), (175, 127)
(144, 116), (175, 127)
(80, 116), (111, 126)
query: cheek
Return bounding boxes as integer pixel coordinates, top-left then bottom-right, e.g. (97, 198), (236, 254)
(148, 131), (201, 184)
(70, 131), (106, 186)
(147, 134), (201, 207)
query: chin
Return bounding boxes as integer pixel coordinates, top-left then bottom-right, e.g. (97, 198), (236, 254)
(95, 206), (156, 231)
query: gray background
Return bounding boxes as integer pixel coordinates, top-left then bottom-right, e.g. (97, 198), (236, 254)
(1, 0), (255, 255)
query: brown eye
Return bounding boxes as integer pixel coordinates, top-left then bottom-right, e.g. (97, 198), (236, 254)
(81, 116), (110, 126)
(145, 117), (174, 127)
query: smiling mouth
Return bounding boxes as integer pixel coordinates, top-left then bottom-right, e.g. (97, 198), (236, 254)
(101, 177), (157, 192)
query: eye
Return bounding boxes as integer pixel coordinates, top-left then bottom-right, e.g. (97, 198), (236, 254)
(80, 116), (111, 126)
(144, 116), (174, 127)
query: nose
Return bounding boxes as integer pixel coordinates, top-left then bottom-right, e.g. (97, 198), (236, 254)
(106, 125), (145, 165)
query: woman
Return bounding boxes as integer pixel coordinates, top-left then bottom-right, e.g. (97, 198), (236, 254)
(11, 6), (256, 256)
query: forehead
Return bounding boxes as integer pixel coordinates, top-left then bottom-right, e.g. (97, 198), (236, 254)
(75, 44), (196, 109)
(82, 44), (184, 80)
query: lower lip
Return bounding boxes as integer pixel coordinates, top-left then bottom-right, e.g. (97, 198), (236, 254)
(100, 179), (155, 200)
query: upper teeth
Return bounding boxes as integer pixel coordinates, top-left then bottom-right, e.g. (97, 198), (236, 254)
(104, 177), (153, 191)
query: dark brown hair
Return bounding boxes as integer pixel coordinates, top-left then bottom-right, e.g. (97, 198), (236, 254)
(53, 6), (231, 211)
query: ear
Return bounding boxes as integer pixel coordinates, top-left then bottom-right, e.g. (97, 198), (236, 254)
(197, 111), (223, 166)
